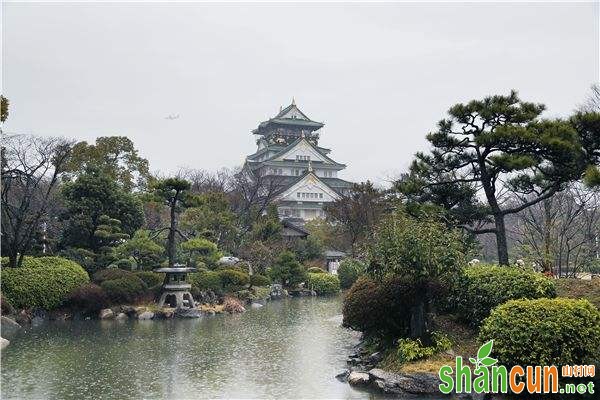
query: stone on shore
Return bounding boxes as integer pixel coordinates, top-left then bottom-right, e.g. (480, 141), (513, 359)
(99, 309), (114, 320)
(367, 368), (441, 395)
(0, 337), (9, 350)
(250, 302), (263, 309)
(335, 369), (350, 382)
(115, 312), (128, 320)
(1, 316), (21, 338)
(347, 371), (370, 386)
(138, 311), (154, 320)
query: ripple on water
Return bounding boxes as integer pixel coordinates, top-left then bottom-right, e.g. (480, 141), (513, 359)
(1, 297), (375, 400)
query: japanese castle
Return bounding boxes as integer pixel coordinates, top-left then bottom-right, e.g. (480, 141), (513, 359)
(244, 100), (352, 221)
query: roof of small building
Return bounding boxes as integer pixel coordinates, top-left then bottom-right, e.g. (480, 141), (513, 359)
(324, 250), (347, 258)
(281, 218), (309, 236)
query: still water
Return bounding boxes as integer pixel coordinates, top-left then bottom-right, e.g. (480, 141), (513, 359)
(1, 297), (376, 399)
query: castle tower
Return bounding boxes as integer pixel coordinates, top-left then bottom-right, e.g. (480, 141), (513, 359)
(244, 101), (352, 221)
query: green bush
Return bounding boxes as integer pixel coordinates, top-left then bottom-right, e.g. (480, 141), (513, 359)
(100, 275), (147, 304)
(453, 264), (556, 326)
(1, 293), (15, 315)
(189, 270), (222, 294)
(2, 256), (77, 269)
(307, 267), (326, 274)
(66, 283), (109, 315)
(307, 273), (340, 295)
(236, 286), (270, 302)
(135, 271), (164, 288)
(1, 257), (90, 310)
(269, 251), (307, 287)
(218, 269), (250, 292)
(92, 268), (134, 284)
(249, 274), (271, 287)
(337, 259), (365, 289)
(397, 332), (452, 363)
(343, 276), (417, 339)
(479, 298), (600, 367)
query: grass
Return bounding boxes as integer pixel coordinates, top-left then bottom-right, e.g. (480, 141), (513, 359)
(378, 315), (478, 374)
(555, 278), (600, 308)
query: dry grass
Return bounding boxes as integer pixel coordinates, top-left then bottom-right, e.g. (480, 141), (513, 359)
(379, 315), (478, 374)
(555, 278), (600, 308)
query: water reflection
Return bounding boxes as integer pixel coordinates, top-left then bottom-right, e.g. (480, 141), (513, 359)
(2, 297), (372, 399)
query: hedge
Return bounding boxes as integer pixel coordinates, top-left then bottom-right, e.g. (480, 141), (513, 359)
(100, 275), (147, 304)
(307, 273), (340, 295)
(93, 268), (134, 284)
(249, 274), (271, 287)
(1, 256), (90, 310)
(66, 283), (109, 315)
(453, 265), (556, 326)
(307, 267), (326, 274)
(135, 271), (164, 288)
(337, 259), (365, 289)
(343, 276), (417, 338)
(479, 298), (600, 367)
(217, 269), (250, 292)
(189, 270), (222, 294)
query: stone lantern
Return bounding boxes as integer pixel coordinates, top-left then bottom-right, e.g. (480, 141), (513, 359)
(154, 263), (197, 308)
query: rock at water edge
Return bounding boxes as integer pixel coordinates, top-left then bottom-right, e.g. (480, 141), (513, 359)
(348, 371), (370, 386)
(1, 316), (21, 337)
(250, 302), (263, 309)
(138, 311), (154, 320)
(0, 337), (9, 350)
(335, 369), (350, 382)
(99, 309), (114, 320)
(115, 313), (128, 321)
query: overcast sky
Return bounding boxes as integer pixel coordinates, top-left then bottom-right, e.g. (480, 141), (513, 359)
(2, 2), (598, 184)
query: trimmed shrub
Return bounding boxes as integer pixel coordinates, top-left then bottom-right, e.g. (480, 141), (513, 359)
(135, 271), (164, 288)
(100, 276), (147, 304)
(1, 257), (90, 310)
(337, 259), (365, 289)
(479, 298), (600, 367)
(307, 273), (340, 295)
(93, 268), (134, 284)
(66, 283), (109, 315)
(249, 274), (271, 287)
(1, 293), (15, 315)
(189, 270), (222, 294)
(453, 264), (556, 326)
(307, 267), (326, 274)
(218, 269), (250, 292)
(269, 251), (307, 287)
(343, 276), (417, 339)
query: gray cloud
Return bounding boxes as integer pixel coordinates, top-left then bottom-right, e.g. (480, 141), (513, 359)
(3, 2), (598, 184)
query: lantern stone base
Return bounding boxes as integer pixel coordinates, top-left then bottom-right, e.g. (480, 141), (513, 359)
(154, 266), (197, 309)
(157, 291), (195, 309)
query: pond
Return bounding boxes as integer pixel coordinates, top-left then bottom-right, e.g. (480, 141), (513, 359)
(1, 296), (376, 399)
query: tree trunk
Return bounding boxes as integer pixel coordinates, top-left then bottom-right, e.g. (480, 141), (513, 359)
(167, 199), (177, 267)
(494, 214), (510, 265)
(409, 285), (431, 344)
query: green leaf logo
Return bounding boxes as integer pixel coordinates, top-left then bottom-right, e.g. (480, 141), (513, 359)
(478, 340), (493, 359)
(470, 340), (496, 369)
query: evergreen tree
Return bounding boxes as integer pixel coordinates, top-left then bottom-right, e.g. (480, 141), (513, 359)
(60, 167), (144, 270)
(399, 91), (594, 265)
